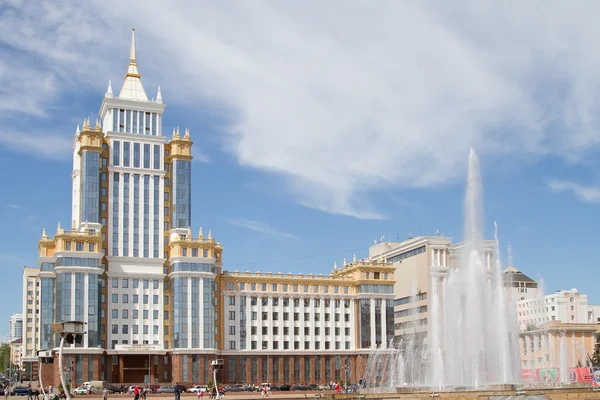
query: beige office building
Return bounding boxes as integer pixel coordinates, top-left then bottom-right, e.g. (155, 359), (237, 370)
(369, 235), (495, 343)
(21, 267), (40, 378)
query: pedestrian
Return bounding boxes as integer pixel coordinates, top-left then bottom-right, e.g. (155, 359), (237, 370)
(134, 385), (140, 400)
(103, 388), (109, 400)
(174, 383), (181, 400)
(4, 385), (8, 400)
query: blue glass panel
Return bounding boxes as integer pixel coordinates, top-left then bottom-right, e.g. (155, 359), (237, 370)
(171, 160), (191, 228)
(133, 143), (140, 168)
(113, 141), (121, 166)
(123, 142), (131, 167)
(80, 151), (100, 223)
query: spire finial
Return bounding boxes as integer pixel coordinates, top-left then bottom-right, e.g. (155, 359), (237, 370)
(85, 220), (89, 231)
(353, 254), (356, 262)
(156, 86), (162, 104)
(76, 124), (80, 135)
(129, 28), (137, 65)
(57, 221), (61, 233)
(208, 230), (212, 240)
(199, 227), (203, 238)
(343, 257), (347, 266)
(106, 80), (113, 97)
(184, 128), (190, 139)
(334, 261), (337, 270)
(188, 226), (192, 238)
(42, 228), (46, 239)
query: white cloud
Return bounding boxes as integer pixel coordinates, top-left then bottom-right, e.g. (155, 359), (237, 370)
(4, 204), (20, 209)
(547, 179), (600, 203)
(227, 218), (299, 241)
(5, 1), (600, 217)
(0, 130), (72, 160)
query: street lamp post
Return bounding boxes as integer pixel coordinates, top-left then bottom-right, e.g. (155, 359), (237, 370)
(52, 321), (86, 400)
(210, 359), (224, 399)
(38, 350), (54, 400)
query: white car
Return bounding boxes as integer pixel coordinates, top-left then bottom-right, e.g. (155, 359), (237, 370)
(74, 387), (90, 395)
(189, 385), (208, 393)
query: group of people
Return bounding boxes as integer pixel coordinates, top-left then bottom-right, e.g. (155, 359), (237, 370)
(132, 385), (148, 400)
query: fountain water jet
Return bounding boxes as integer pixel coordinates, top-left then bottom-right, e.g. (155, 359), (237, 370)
(362, 148), (521, 390)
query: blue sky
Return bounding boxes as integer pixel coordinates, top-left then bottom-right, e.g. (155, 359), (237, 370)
(2, 1), (600, 338)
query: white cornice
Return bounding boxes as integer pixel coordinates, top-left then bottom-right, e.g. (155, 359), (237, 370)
(105, 256), (165, 266)
(168, 271), (216, 279)
(169, 257), (215, 264)
(107, 166), (166, 177)
(99, 97), (166, 118)
(105, 131), (167, 144)
(54, 267), (104, 275)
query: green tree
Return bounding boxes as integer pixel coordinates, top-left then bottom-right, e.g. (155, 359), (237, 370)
(0, 344), (10, 376)
(591, 333), (600, 368)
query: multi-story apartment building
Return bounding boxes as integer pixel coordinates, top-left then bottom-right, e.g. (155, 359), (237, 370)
(9, 314), (23, 341)
(517, 289), (592, 331)
(24, 30), (396, 387)
(21, 267), (39, 378)
(9, 338), (22, 369)
(368, 235), (495, 343)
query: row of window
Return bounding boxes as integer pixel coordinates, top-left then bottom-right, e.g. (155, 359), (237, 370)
(112, 141), (162, 170)
(394, 292), (428, 306)
(111, 293), (164, 305)
(231, 325), (351, 337)
(386, 245), (426, 263)
(62, 242), (97, 252)
(111, 278), (161, 289)
(227, 281), (350, 294)
(112, 109), (160, 136)
(110, 339), (163, 349)
(238, 297), (352, 308)
(229, 310), (351, 323)
(111, 309), (168, 320)
(394, 305), (428, 318)
(232, 340), (352, 351)
(358, 284), (394, 294)
(111, 324), (161, 335)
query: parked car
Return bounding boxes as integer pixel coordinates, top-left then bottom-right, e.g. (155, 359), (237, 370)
(278, 385), (291, 391)
(12, 387), (29, 396)
(74, 386), (90, 395)
(189, 385), (208, 393)
(157, 387), (175, 394)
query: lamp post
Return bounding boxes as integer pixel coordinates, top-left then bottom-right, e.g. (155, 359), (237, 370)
(210, 359), (224, 399)
(38, 350), (54, 400)
(52, 321), (86, 400)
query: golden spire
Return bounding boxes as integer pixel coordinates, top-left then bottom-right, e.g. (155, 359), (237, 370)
(119, 28), (148, 101)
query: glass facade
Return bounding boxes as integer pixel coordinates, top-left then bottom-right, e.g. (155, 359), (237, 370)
(133, 143), (140, 168)
(40, 277), (55, 349)
(171, 160), (191, 228)
(359, 299), (371, 348)
(56, 273), (72, 322)
(112, 173), (120, 256)
(112, 109), (160, 135)
(113, 141), (120, 166)
(171, 262), (214, 272)
(80, 151), (100, 223)
(122, 173), (130, 256)
(239, 296), (246, 350)
(191, 278), (200, 348)
(133, 175), (140, 257)
(203, 278), (214, 348)
(385, 299), (394, 344)
(153, 176), (159, 258)
(123, 142), (130, 167)
(173, 277), (188, 348)
(374, 299), (382, 346)
(153, 145), (161, 170)
(55, 257), (99, 267)
(88, 274), (100, 347)
(74, 273), (85, 324)
(143, 175), (149, 257)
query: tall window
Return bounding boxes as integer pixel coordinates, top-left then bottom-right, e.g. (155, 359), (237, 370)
(112, 173), (120, 256)
(113, 141), (121, 166)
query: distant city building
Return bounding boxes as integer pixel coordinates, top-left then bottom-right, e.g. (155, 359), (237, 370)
(517, 288), (593, 331)
(519, 321), (598, 373)
(503, 266), (538, 301)
(23, 30), (397, 387)
(9, 338), (22, 369)
(9, 314), (23, 341)
(21, 267), (39, 377)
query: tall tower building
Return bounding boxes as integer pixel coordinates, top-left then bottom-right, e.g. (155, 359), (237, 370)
(9, 314), (23, 341)
(34, 29), (223, 385)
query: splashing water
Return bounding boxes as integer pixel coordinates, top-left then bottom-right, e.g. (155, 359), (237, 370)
(362, 148), (521, 390)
